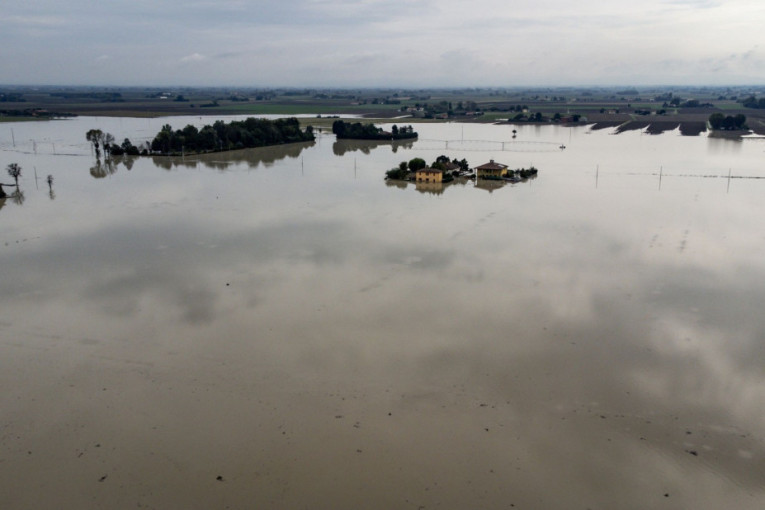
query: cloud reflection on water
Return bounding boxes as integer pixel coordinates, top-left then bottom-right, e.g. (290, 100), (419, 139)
(1, 120), (765, 508)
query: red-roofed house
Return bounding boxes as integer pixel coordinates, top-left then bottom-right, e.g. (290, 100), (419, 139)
(475, 159), (508, 178)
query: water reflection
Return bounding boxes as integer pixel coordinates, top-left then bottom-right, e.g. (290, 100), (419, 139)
(84, 142), (315, 177)
(90, 158), (119, 178)
(415, 181), (445, 195)
(9, 189), (25, 205)
(384, 177), (474, 195)
(707, 134), (744, 155)
(150, 141), (314, 171)
(333, 138), (414, 156)
(0, 187), (26, 205)
(4, 119), (765, 509)
(473, 178), (506, 193)
(384, 179), (408, 191)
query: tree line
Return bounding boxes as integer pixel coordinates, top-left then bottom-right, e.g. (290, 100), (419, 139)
(86, 117), (315, 158)
(149, 117), (314, 155)
(741, 96), (765, 109)
(332, 120), (417, 140)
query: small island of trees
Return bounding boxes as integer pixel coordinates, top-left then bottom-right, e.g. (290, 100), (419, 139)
(385, 155), (468, 182)
(708, 113), (747, 131)
(332, 120), (417, 140)
(87, 117), (315, 158)
(149, 117), (314, 155)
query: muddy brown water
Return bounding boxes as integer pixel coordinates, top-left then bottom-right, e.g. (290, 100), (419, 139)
(1, 117), (765, 509)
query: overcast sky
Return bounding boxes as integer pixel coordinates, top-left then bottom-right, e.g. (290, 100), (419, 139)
(2, 0), (764, 87)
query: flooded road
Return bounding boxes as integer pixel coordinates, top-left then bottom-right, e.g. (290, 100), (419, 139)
(1, 117), (765, 508)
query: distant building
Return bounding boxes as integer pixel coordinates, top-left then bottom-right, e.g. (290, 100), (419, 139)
(475, 159), (508, 178)
(415, 167), (443, 183)
(442, 161), (460, 173)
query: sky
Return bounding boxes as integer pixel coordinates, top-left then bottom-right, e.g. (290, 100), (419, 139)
(1, 0), (765, 88)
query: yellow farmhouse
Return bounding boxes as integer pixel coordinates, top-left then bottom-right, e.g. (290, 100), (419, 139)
(475, 159), (508, 178)
(415, 167), (443, 183)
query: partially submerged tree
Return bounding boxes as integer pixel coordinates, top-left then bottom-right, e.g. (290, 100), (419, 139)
(86, 129), (104, 158)
(6, 163), (21, 188)
(103, 133), (115, 157)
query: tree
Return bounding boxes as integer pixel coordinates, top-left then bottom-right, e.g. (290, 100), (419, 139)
(86, 129), (104, 157)
(6, 163), (21, 187)
(407, 157), (426, 172)
(103, 133), (115, 157)
(385, 166), (409, 180)
(121, 138), (140, 156)
(332, 120), (347, 137)
(708, 113), (725, 130)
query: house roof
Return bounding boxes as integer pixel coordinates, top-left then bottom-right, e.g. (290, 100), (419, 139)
(443, 161), (460, 171)
(475, 159), (508, 171)
(416, 167), (442, 174)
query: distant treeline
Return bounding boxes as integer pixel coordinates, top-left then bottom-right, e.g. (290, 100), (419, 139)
(1, 108), (75, 118)
(147, 117), (314, 155)
(0, 93), (25, 102)
(741, 96), (765, 109)
(51, 92), (124, 102)
(332, 120), (417, 140)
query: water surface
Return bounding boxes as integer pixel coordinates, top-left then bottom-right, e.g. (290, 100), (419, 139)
(1, 118), (764, 509)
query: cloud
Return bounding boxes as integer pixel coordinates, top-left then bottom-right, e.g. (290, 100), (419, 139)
(2, 0), (765, 85)
(180, 53), (206, 63)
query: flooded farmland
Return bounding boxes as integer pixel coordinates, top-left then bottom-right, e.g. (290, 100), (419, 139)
(1, 116), (765, 509)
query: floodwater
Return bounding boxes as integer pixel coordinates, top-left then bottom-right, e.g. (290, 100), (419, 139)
(1, 117), (765, 509)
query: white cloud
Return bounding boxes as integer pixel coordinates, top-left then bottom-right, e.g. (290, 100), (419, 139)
(180, 53), (206, 63)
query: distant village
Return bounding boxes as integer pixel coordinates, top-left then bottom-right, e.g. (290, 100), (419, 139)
(385, 156), (538, 194)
